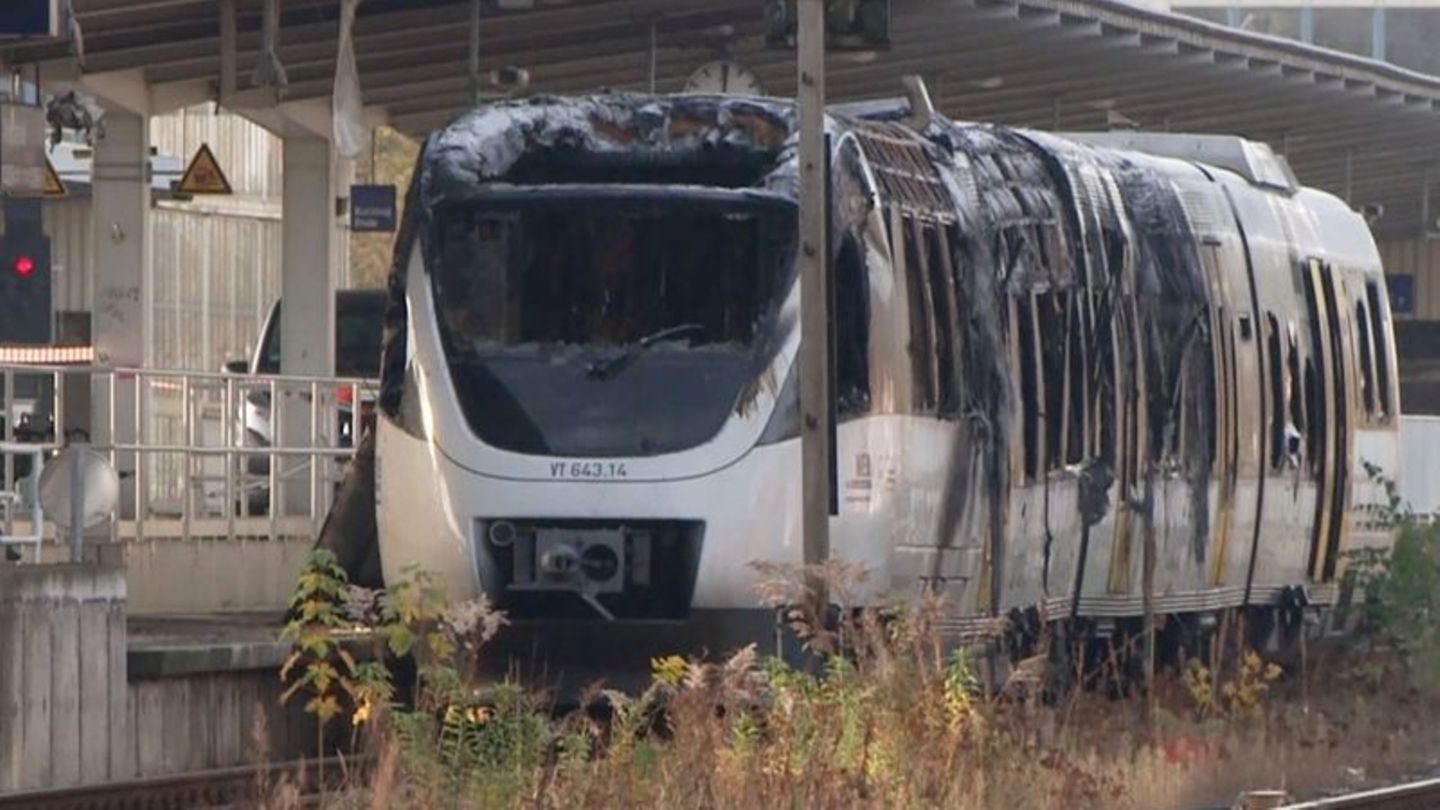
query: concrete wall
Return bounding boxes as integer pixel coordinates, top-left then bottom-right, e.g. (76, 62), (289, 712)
(0, 559), (127, 791)
(0, 556), (318, 794)
(1380, 236), (1440, 320)
(37, 536), (313, 615)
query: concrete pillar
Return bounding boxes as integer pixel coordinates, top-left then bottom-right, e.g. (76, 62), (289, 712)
(279, 136), (337, 515)
(280, 137), (337, 380)
(1299, 6), (1314, 43)
(89, 112), (150, 518)
(1372, 7), (1387, 62)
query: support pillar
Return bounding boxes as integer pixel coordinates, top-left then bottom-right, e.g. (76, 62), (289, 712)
(89, 112), (150, 519)
(797, 0), (831, 575)
(1372, 7), (1387, 62)
(279, 136), (337, 516)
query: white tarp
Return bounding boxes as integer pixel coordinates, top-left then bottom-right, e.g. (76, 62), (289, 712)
(332, 0), (367, 159)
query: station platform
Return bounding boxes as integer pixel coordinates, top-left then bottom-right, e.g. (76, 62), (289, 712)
(126, 612), (291, 679)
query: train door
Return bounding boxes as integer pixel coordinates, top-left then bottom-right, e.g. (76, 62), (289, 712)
(1301, 258), (1353, 583)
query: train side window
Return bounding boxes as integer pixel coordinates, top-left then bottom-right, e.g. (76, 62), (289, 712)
(1301, 341), (1319, 474)
(1176, 306), (1217, 469)
(1016, 292), (1042, 481)
(923, 222), (960, 416)
(1288, 332), (1306, 436)
(1367, 281), (1394, 417)
(1091, 292), (1117, 466)
(1036, 290), (1068, 471)
(902, 216), (939, 412)
(1355, 300), (1376, 417)
(1065, 294), (1087, 465)
(835, 236), (871, 417)
(1266, 312), (1285, 471)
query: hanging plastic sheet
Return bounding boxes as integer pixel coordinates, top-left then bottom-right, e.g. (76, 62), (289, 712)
(333, 0), (366, 158)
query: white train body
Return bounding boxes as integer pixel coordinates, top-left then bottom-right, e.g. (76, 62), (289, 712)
(372, 94), (1399, 672)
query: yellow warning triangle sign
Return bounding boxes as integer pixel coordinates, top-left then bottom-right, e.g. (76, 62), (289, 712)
(176, 143), (232, 195)
(42, 157), (66, 197)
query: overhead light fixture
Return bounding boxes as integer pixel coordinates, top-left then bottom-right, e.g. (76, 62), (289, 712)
(837, 50), (879, 65)
(490, 66), (530, 89)
(764, 0), (890, 50)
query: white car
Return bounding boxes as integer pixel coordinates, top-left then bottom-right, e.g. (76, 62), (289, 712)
(225, 289), (383, 514)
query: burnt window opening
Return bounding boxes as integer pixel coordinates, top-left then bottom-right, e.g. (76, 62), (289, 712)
(1288, 331), (1306, 453)
(1065, 294), (1088, 465)
(502, 149), (781, 189)
(924, 221), (962, 417)
(1356, 300), (1376, 417)
(1175, 306), (1217, 470)
(1266, 312), (1287, 471)
(1016, 292), (1042, 481)
(428, 194), (796, 457)
(835, 236), (871, 417)
(901, 213), (939, 413)
(1304, 355), (1322, 475)
(1296, 331), (1307, 435)
(1036, 290), (1069, 471)
(1091, 292), (1118, 466)
(1366, 281), (1394, 418)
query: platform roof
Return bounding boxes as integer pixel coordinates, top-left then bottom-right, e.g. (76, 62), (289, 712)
(6, 0), (1440, 237)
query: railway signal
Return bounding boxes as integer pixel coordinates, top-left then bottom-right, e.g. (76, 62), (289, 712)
(0, 227), (53, 345)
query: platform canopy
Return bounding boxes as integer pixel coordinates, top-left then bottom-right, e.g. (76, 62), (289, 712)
(6, 0), (1440, 236)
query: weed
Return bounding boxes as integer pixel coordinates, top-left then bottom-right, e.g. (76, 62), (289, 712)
(278, 555), (1440, 809)
(1343, 463), (1440, 695)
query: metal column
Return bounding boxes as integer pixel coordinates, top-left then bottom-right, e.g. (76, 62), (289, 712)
(279, 137), (338, 515)
(797, 0), (831, 572)
(90, 111), (150, 520)
(1372, 7), (1387, 62)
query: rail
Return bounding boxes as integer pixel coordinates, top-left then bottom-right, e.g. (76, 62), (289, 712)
(0, 362), (378, 555)
(0, 755), (368, 810)
(1277, 777), (1440, 809)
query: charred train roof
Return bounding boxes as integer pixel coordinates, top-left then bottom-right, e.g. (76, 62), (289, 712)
(415, 93), (1359, 243)
(418, 94), (800, 208)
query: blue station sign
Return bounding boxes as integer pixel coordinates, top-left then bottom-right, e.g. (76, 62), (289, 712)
(350, 184), (397, 233)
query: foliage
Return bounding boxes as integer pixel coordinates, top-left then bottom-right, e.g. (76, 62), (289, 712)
(281, 558), (1440, 809)
(1343, 462), (1440, 695)
(280, 550), (359, 747)
(1183, 651), (1282, 721)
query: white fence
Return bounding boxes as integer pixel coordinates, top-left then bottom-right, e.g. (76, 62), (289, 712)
(0, 363), (377, 559)
(1400, 415), (1440, 517)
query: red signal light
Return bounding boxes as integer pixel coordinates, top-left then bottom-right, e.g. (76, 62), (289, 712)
(13, 255), (35, 277)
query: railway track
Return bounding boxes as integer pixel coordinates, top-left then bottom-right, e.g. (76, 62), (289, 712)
(0, 757), (365, 810)
(1279, 777), (1440, 809)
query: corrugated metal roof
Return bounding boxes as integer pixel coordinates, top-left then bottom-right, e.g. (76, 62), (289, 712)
(5, 0), (1440, 236)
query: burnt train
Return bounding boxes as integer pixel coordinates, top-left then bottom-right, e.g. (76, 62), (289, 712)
(360, 86), (1399, 676)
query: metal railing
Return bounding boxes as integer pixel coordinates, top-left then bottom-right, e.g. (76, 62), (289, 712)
(0, 362), (377, 556)
(0, 441), (44, 560)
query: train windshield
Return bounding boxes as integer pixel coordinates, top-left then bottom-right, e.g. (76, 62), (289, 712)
(430, 191), (796, 457)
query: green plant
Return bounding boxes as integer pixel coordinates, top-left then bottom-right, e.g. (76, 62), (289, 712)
(1343, 463), (1440, 694)
(280, 549), (360, 787)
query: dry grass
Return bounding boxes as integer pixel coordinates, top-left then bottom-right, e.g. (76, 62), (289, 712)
(270, 559), (1440, 810)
